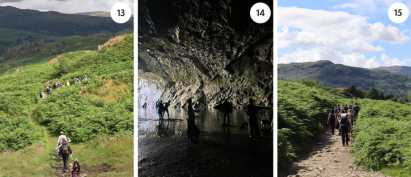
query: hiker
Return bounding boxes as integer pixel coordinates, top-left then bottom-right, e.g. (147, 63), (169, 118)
(347, 109), (354, 131)
(84, 75), (88, 81)
(59, 138), (72, 172)
(40, 91), (45, 100)
(157, 100), (164, 119)
(342, 104), (348, 113)
(57, 132), (67, 151)
(246, 98), (260, 138)
(222, 99), (232, 126)
(47, 87), (52, 94)
(334, 104), (340, 110)
(185, 98), (200, 142)
(53, 82), (57, 90)
(70, 159), (81, 177)
(72, 78), (76, 85)
(45, 80), (50, 88)
(66, 80), (70, 87)
(62, 83), (65, 87)
(90, 74), (94, 78)
(327, 109), (335, 135)
(340, 113), (351, 146)
(163, 101), (171, 119)
(353, 103), (360, 117)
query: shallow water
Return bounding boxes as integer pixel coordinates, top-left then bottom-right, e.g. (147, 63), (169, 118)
(138, 105), (273, 138)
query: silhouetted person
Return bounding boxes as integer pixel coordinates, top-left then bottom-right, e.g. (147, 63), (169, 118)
(222, 99), (232, 126)
(185, 99), (199, 142)
(157, 100), (164, 119)
(246, 98), (260, 138)
(163, 101), (171, 119)
(327, 109), (335, 135)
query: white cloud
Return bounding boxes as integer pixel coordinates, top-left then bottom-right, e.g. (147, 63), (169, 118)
(331, 3), (360, 9)
(279, 47), (381, 69)
(404, 58), (411, 62)
(278, 6), (410, 68)
(381, 53), (406, 65)
(0, 0), (134, 14)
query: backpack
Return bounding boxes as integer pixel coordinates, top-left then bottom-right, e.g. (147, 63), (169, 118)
(340, 117), (349, 128)
(62, 144), (69, 156)
(328, 113), (335, 123)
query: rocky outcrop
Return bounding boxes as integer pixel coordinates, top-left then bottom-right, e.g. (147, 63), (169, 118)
(138, 0), (273, 108)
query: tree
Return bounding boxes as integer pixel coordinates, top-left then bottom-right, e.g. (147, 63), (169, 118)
(365, 88), (380, 100)
(379, 92), (384, 100)
(53, 57), (70, 76)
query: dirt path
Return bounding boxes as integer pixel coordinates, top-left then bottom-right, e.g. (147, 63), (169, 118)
(279, 129), (387, 177)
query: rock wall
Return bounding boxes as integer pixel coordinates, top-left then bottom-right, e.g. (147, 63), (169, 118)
(138, 0), (273, 108)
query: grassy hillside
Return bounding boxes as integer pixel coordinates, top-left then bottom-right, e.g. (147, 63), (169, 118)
(278, 60), (411, 97)
(373, 66), (411, 75)
(0, 36), (110, 75)
(0, 33), (133, 176)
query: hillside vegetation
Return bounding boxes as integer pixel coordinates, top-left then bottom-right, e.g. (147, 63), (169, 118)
(373, 66), (411, 75)
(0, 6), (133, 57)
(279, 79), (411, 176)
(278, 60), (411, 97)
(0, 33), (133, 176)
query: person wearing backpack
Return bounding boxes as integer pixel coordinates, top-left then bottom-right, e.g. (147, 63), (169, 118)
(59, 138), (72, 172)
(340, 114), (351, 146)
(327, 109), (335, 135)
(353, 103), (360, 116)
(40, 91), (45, 100)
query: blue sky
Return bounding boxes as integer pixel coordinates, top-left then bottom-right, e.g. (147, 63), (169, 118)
(278, 0), (411, 68)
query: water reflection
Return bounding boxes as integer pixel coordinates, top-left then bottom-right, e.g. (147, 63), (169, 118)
(138, 105), (273, 138)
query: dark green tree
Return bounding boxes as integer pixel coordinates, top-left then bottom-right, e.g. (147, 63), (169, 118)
(365, 88), (380, 100)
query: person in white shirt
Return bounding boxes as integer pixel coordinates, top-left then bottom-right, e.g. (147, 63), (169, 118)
(57, 132), (67, 152)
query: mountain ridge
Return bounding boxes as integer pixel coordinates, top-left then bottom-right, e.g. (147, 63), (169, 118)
(278, 60), (411, 97)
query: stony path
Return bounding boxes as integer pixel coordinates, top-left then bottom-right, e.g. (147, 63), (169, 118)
(279, 129), (388, 177)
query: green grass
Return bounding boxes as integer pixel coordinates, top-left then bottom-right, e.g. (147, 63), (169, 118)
(380, 166), (411, 177)
(0, 33), (133, 176)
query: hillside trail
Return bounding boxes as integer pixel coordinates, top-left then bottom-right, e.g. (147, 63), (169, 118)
(279, 128), (387, 177)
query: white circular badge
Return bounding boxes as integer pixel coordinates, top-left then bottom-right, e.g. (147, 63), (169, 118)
(111, 3), (132, 24)
(250, 3), (271, 24)
(388, 3), (409, 24)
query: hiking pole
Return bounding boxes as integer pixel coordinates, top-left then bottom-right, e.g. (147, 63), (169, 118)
(70, 154), (73, 161)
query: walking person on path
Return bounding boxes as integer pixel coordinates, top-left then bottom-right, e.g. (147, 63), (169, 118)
(222, 99), (232, 126)
(340, 114), (351, 146)
(246, 98), (260, 138)
(57, 132), (67, 151)
(58, 138), (72, 172)
(327, 109), (335, 135)
(70, 159), (81, 177)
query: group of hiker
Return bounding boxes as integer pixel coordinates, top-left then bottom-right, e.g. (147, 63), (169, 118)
(155, 98), (266, 142)
(57, 132), (81, 176)
(40, 74), (94, 100)
(327, 103), (360, 146)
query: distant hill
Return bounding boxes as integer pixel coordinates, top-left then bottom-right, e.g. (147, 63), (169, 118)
(0, 6), (133, 57)
(278, 60), (411, 97)
(373, 66), (411, 75)
(75, 11), (111, 17)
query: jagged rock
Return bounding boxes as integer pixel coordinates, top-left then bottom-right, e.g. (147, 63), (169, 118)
(138, 0), (273, 108)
